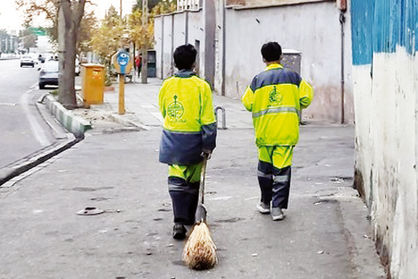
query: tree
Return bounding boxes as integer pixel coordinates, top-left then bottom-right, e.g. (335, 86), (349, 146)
(132, 0), (161, 11)
(77, 11), (97, 53)
(17, 0), (91, 108)
(57, 0), (87, 108)
(20, 28), (38, 51)
(90, 5), (128, 85)
(130, 0), (176, 83)
(149, 0), (177, 15)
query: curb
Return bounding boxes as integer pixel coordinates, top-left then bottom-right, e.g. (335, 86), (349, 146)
(0, 94), (91, 187)
(42, 95), (92, 138)
(0, 136), (80, 186)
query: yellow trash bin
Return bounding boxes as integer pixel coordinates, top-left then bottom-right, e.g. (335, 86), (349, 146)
(81, 64), (105, 105)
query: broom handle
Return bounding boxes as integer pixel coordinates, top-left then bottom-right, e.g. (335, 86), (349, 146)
(199, 154), (208, 205)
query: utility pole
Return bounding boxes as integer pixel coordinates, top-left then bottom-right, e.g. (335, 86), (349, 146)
(119, 0), (122, 18)
(141, 0), (148, 84)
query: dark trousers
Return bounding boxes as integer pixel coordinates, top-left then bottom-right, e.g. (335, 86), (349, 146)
(168, 176), (199, 225)
(258, 163), (291, 209)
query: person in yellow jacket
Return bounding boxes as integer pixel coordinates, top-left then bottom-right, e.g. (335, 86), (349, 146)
(158, 44), (217, 239)
(242, 42), (313, 221)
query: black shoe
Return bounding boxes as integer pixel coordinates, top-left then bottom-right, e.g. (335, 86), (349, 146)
(172, 223), (186, 240)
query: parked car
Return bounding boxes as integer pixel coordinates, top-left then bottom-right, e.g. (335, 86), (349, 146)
(20, 55), (35, 67)
(39, 60), (59, 89)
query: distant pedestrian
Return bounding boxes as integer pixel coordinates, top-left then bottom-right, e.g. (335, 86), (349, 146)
(135, 54), (142, 77)
(242, 42), (313, 221)
(158, 44), (217, 239)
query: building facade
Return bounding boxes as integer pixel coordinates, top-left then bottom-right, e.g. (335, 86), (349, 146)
(351, 0), (418, 278)
(155, 0), (353, 123)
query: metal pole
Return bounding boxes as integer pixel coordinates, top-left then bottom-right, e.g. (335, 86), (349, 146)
(185, 11), (189, 44)
(141, 0), (148, 84)
(120, 0), (122, 18)
(161, 16), (164, 78)
(119, 74), (125, 114)
(221, 0), (226, 96)
(339, 12), (345, 124)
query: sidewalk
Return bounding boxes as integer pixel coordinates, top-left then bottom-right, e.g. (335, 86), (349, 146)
(94, 78), (253, 129)
(0, 80), (385, 278)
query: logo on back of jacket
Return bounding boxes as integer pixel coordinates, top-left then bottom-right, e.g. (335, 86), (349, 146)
(167, 95), (185, 122)
(268, 86), (282, 106)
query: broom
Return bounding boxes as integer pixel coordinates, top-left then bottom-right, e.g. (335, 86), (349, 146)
(182, 154), (217, 270)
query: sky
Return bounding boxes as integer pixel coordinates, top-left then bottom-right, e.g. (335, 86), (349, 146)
(0, 0), (137, 33)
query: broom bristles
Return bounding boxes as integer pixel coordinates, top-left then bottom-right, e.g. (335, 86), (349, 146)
(182, 222), (217, 270)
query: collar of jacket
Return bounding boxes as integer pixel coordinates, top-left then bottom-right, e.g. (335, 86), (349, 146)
(265, 63), (283, 71)
(174, 69), (196, 78)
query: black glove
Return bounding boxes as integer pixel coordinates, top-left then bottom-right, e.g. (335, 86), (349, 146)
(201, 149), (212, 160)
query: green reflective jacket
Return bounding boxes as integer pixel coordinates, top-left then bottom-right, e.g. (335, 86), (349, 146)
(242, 63), (313, 147)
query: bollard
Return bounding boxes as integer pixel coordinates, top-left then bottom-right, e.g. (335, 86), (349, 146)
(215, 106), (227, 130)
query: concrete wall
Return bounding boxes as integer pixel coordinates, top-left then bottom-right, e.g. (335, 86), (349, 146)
(214, 0), (226, 94)
(154, 9), (206, 80)
(187, 10), (206, 78)
(154, 16), (162, 79)
(163, 15), (174, 77)
(157, 1), (354, 123)
(351, 0), (418, 278)
(224, 1), (353, 122)
(173, 13), (187, 50)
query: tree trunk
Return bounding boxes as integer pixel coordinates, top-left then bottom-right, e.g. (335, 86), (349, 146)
(141, 47), (148, 84)
(58, 0), (86, 109)
(59, 27), (77, 109)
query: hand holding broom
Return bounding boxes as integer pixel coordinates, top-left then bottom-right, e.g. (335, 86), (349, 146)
(182, 153), (217, 270)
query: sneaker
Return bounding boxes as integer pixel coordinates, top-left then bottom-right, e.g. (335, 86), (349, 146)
(172, 223), (186, 240)
(271, 207), (285, 221)
(256, 202), (270, 214)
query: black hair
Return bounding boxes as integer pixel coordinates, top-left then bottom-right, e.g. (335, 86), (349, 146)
(261, 42), (282, 62)
(173, 44), (197, 70)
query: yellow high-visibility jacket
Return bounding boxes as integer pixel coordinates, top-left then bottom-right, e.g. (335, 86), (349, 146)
(242, 63), (313, 147)
(159, 70), (217, 165)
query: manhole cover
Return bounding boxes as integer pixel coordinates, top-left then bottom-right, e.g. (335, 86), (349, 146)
(77, 207), (104, 216)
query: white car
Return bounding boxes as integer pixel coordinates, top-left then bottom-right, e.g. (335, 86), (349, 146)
(39, 60), (59, 89)
(20, 55), (35, 67)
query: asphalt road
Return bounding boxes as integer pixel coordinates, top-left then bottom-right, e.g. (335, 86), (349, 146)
(0, 59), (56, 169)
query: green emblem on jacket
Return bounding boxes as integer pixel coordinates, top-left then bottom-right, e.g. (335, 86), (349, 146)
(269, 86), (282, 105)
(167, 95), (184, 120)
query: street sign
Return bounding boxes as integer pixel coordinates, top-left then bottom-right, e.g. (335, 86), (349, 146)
(29, 27), (47, 36)
(112, 50), (133, 75)
(112, 50), (133, 115)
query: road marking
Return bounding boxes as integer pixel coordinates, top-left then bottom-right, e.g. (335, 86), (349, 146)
(0, 102), (17, 106)
(30, 82), (38, 89)
(19, 89), (51, 147)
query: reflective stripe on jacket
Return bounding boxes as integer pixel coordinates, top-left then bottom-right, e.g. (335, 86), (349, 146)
(242, 63), (313, 147)
(159, 70), (217, 165)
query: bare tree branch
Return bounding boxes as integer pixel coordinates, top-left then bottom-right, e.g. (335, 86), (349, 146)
(74, 0), (87, 26)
